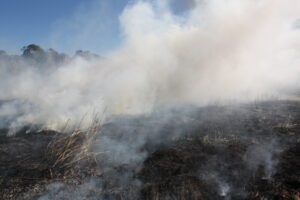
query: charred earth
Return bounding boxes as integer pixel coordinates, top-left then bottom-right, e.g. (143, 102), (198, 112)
(1, 100), (300, 200)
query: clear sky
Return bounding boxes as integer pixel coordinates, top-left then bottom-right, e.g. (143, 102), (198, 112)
(0, 0), (130, 55)
(0, 0), (191, 55)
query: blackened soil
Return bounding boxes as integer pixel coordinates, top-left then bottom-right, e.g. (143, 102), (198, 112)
(1, 101), (300, 200)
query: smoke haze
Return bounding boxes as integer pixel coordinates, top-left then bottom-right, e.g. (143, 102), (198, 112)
(0, 0), (300, 131)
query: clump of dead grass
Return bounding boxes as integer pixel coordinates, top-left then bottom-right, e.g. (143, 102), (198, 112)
(45, 117), (104, 179)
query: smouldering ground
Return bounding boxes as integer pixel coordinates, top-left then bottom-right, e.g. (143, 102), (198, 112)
(0, 100), (300, 200)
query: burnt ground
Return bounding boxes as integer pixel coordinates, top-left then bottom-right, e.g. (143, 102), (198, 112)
(0, 100), (300, 200)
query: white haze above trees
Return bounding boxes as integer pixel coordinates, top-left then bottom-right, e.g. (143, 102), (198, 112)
(0, 0), (300, 132)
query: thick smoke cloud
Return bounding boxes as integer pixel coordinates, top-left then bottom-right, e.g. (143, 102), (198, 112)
(1, 0), (300, 132)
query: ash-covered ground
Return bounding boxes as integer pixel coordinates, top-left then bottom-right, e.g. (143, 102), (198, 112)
(0, 100), (300, 200)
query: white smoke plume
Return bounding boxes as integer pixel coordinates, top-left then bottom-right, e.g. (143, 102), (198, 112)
(0, 0), (300, 131)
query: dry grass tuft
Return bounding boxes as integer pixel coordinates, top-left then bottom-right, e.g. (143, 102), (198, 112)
(45, 116), (104, 179)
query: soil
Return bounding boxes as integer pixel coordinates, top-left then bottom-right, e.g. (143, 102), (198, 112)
(0, 100), (300, 200)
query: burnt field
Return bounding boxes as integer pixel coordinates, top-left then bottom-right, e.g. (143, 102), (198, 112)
(1, 100), (300, 200)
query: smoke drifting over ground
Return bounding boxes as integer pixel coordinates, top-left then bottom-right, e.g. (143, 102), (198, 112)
(0, 0), (300, 131)
(1, 2), (300, 199)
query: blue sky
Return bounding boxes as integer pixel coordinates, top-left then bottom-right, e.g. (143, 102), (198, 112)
(0, 0), (129, 55)
(0, 0), (191, 55)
